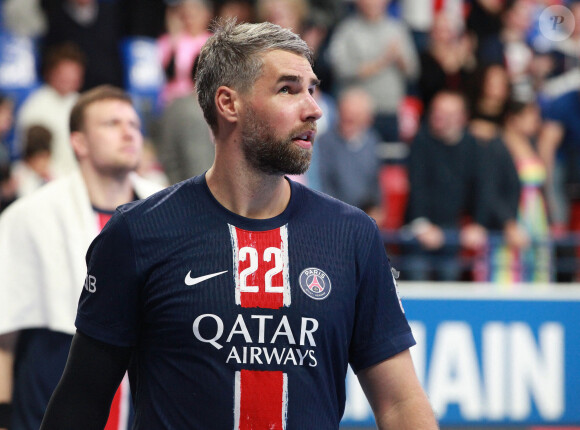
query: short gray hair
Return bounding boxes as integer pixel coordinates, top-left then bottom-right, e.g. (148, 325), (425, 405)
(196, 19), (313, 134)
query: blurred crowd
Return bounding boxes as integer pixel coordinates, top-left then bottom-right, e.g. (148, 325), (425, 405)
(0, 0), (579, 284)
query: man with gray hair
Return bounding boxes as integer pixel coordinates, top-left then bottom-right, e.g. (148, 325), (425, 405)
(41, 20), (438, 429)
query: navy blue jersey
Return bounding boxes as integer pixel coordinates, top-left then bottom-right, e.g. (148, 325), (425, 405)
(76, 175), (415, 430)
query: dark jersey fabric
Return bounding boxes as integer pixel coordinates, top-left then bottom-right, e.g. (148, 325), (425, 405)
(76, 174), (414, 429)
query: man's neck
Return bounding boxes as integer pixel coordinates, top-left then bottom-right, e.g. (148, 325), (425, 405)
(205, 163), (291, 220)
(434, 129), (465, 146)
(81, 167), (135, 211)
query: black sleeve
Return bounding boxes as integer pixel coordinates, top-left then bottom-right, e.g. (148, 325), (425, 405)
(477, 137), (520, 229)
(405, 129), (432, 223)
(40, 330), (132, 430)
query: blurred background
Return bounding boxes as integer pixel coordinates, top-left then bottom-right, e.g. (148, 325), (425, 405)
(0, 0), (579, 428)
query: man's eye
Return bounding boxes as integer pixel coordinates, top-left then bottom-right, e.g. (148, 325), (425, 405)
(279, 86), (290, 94)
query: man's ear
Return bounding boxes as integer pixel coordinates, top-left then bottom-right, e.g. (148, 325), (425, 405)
(70, 131), (87, 160)
(215, 86), (240, 125)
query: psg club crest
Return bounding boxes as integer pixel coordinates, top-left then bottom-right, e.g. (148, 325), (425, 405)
(298, 268), (331, 300)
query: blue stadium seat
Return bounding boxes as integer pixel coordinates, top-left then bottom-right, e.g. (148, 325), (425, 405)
(120, 36), (165, 134)
(0, 31), (40, 158)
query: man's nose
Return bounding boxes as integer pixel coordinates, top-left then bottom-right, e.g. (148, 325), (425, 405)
(303, 95), (323, 122)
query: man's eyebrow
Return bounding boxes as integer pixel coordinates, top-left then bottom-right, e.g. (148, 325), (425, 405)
(277, 75), (321, 87)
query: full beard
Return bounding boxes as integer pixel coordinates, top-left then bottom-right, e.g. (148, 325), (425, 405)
(241, 107), (314, 176)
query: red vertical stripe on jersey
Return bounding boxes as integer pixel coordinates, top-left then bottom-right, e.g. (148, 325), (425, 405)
(232, 226), (289, 309)
(230, 225), (290, 429)
(236, 370), (287, 430)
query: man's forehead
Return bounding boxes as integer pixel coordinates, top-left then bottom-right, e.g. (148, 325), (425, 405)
(257, 51), (319, 88)
(88, 99), (133, 111)
(85, 99), (138, 120)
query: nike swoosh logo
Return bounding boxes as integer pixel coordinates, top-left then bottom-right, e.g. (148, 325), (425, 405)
(185, 270), (228, 286)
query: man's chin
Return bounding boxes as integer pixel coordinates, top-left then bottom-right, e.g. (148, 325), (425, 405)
(102, 163), (138, 178)
(257, 161), (311, 176)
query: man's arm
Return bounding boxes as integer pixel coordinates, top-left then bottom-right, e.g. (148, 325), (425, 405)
(357, 349), (439, 430)
(537, 120), (565, 228)
(538, 120), (563, 183)
(0, 331), (19, 430)
(40, 330), (132, 430)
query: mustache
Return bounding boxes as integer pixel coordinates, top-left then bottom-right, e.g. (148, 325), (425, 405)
(291, 122), (317, 137)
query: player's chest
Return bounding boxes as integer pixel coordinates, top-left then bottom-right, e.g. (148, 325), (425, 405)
(141, 223), (358, 327)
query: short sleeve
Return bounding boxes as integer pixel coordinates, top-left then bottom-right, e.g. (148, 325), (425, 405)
(75, 211), (142, 347)
(348, 224), (415, 373)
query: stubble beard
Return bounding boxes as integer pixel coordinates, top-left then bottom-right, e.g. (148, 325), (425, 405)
(95, 155), (140, 180)
(240, 107), (314, 176)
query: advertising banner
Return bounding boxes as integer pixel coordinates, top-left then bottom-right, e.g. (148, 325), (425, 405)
(341, 284), (580, 427)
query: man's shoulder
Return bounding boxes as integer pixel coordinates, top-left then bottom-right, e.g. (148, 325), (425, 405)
(118, 176), (200, 220)
(294, 181), (375, 226)
(18, 86), (77, 119)
(20, 85), (61, 105)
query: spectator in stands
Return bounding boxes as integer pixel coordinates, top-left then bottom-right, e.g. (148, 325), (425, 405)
(256, 0), (308, 33)
(467, 64), (522, 249)
(317, 87), (382, 222)
(327, 0), (419, 142)
(418, 11), (476, 108)
(215, 0), (255, 23)
(122, 0), (167, 38)
(2, 0), (47, 39)
(538, 88), (580, 281)
(308, 0), (345, 31)
(155, 54), (214, 184)
(476, 133), (522, 262)
(466, 0), (504, 54)
(539, 1), (580, 99)
(11, 125), (53, 198)
(0, 95), (15, 166)
(16, 42), (85, 179)
(156, 88), (214, 184)
(477, 0), (536, 102)
(42, 0), (125, 90)
(468, 63), (512, 141)
(486, 100), (550, 283)
(158, 0), (212, 107)
(401, 0), (466, 53)
(404, 90), (490, 281)
(0, 85), (162, 430)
